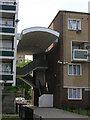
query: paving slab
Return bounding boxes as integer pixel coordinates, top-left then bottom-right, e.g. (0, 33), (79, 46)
(29, 106), (89, 120)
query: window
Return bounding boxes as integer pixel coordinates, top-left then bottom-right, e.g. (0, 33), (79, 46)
(68, 19), (81, 30)
(0, 40), (12, 50)
(68, 64), (81, 76)
(19, 59), (23, 63)
(19, 55), (23, 58)
(0, 62), (11, 73)
(7, 21), (13, 27)
(68, 88), (82, 100)
(0, 19), (13, 27)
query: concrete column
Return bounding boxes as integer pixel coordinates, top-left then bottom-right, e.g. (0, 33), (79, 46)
(88, 1), (90, 13)
(0, 84), (4, 120)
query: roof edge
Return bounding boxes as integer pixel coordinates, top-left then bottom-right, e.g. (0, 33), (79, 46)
(20, 27), (59, 39)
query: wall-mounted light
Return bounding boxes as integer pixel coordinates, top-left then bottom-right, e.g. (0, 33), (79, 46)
(15, 19), (20, 23)
(57, 60), (68, 65)
(57, 60), (62, 64)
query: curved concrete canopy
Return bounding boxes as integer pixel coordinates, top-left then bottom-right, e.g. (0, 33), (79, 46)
(17, 27), (60, 55)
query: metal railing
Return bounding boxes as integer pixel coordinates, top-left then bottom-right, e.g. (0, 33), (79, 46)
(0, 70), (13, 74)
(0, 1), (16, 6)
(0, 47), (14, 50)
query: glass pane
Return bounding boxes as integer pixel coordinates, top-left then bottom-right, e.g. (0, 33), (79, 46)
(5, 64), (11, 73)
(77, 88), (81, 98)
(0, 63), (2, 72)
(77, 21), (81, 30)
(0, 40), (2, 48)
(73, 88), (76, 98)
(77, 65), (80, 75)
(72, 20), (77, 30)
(73, 65), (76, 75)
(7, 41), (12, 49)
(0, 20), (2, 26)
(3, 40), (12, 49)
(69, 88), (72, 98)
(1, 63), (11, 73)
(68, 20), (72, 29)
(7, 21), (13, 27)
(69, 65), (72, 75)
(68, 20), (76, 30)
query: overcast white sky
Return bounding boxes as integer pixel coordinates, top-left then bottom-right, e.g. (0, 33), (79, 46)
(17, 0), (90, 60)
(18, 0), (89, 33)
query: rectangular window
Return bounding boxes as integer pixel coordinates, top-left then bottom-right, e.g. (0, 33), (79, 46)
(68, 19), (81, 30)
(68, 88), (82, 100)
(0, 19), (14, 27)
(7, 21), (13, 27)
(0, 40), (12, 50)
(68, 64), (81, 76)
(0, 62), (12, 74)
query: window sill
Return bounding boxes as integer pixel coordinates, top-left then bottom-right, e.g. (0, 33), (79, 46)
(68, 29), (81, 31)
(68, 74), (82, 76)
(68, 98), (82, 100)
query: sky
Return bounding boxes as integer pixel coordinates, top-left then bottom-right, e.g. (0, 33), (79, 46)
(18, 0), (90, 33)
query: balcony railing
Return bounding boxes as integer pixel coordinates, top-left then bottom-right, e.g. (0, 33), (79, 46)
(0, 75), (13, 81)
(0, 26), (15, 34)
(72, 49), (88, 61)
(0, 70), (13, 74)
(0, 47), (14, 51)
(0, 2), (16, 11)
(0, 51), (14, 57)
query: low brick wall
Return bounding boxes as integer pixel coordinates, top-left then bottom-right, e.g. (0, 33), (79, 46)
(2, 90), (15, 114)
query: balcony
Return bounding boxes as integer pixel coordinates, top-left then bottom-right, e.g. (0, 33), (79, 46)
(0, 4), (16, 11)
(0, 61), (13, 75)
(0, 1), (16, 11)
(0, 51), (14, 57)
(71, 41), (88, 62)
(72, 49), (88, 62)
(0, 75), (13, 81)
(0, 26), (15, 34)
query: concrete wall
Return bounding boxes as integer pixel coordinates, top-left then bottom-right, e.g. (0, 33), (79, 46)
(2, 91), (15, 113)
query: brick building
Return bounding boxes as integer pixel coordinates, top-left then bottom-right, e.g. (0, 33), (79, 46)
(17, 11), (90, 108)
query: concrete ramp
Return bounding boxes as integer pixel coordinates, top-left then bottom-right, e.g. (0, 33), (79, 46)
(19, 105), (89, 120)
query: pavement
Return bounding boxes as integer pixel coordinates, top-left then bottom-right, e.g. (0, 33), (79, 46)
(2, 114), (19, 117)
(29, 106), (89, 120)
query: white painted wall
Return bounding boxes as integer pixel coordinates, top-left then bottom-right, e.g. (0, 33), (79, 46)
(39, 94), (53, 107)
(88, 1), (90, 13)
(13, 0), (18, 86)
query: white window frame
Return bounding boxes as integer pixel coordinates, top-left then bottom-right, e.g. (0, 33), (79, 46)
(68, 18), (81, 30)
(85, 88), (90, 91)
(73, 49), (88, 61)
(68, 64), (82, 76)
(68, 88), (82, 100)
